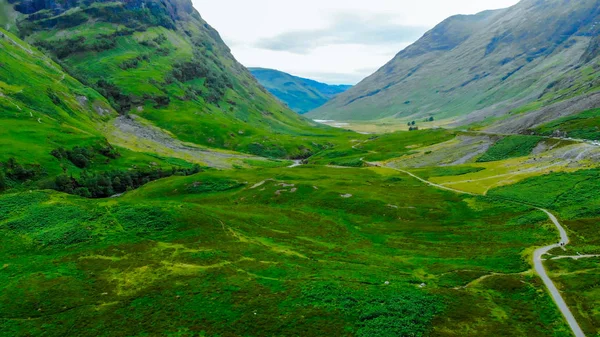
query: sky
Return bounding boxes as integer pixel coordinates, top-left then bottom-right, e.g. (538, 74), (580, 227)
(192, 0), (520, 85)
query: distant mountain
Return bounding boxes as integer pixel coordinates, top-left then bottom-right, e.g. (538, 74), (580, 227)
(310, 0), (600, 126)
(250, 68), (351, 114)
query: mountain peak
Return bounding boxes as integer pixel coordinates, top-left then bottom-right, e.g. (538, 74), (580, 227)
(310, 0), (600, 123)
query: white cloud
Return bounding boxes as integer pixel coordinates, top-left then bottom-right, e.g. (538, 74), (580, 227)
(193, 0), (521, 84)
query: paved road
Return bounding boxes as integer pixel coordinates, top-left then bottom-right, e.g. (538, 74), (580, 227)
(534, 209), (585, 337)
(379, 164), (586, 337)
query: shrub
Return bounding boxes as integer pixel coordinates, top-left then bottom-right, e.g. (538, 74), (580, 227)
(478, 135), (541, 162)
(53, 165), (205, 198)
(4, 158), (42, 181)
(0, 171), (6, 191)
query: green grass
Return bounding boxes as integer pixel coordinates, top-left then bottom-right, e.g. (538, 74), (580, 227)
(477, 135), (542, 162)
(0, 166), (572, 336)
(243, 159), (293, 168)
(413, 166), (485, 180)
(545, 257), (600, 336)
(489, 168), (600, 335)
(534, 108), (600, 140)
(309, 129), (456, 166)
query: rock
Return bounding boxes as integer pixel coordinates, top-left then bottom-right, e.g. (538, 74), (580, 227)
(340, 194), (353, 198)
(76, 96), (88, 106)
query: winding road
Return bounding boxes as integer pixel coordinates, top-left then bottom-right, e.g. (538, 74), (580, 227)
(534, 210), (585, 337)
(379, 163), (586, 337)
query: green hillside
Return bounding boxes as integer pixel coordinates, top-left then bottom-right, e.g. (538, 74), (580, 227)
(250, 68), (351, 114)
(3, 0), (348, 158)
(310, 0), (600, 127)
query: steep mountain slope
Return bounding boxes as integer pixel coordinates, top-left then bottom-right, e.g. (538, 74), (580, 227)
(249, 68), (351, 114)
(310, 0), (600, 125)
(4, 0), (341, 158)
(0, 29), (261, 195)
(0, 28), (116, 175)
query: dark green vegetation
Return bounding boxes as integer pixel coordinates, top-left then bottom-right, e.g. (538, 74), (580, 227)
(489, 169), (600, 335)
(250, 68), (351, 114)
(477, 135), (541, 162)
(310, 0), (600, 131)
(0, 166), (571, 336)
(533, 108), (600, 140)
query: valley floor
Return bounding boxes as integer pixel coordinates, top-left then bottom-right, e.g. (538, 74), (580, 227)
(2, 126), (600, 336)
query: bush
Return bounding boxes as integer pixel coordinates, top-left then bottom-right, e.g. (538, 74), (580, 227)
(478, 135), (541, 162)
(4, 158), (42, 182)
(0, 171), (6, 191)
(69, 153), (90, 169)
(53, 165), (205, 198)
(95, 79), (133, 113)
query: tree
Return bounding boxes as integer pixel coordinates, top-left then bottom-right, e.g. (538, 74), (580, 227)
(411, 121), (416, 126)
(113, 176), (123, 191)
(70, 153), (89, 168)
(0, 171), (6, 191)
(55, 174), (75, 194)
(428, 116), (434, 122)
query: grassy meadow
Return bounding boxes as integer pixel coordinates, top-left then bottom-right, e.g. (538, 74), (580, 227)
(0, 165), (573, 336)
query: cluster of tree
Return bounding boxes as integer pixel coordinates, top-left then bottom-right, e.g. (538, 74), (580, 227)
(95, 79), (134, 113)
(53, 165), (203, 198)
(0, 158), (44, 191)
(119, 54), (150, 70)
(407, 121), (416, 126)
(140, 34), (167, 48)
(35, 30), (127, 59)
(409, 126), (420, 131)
(96, 78), (171, 112)
(424, 116), (435, 122)
(51, 143), (120, 169)
(169, 54), (232, 104)
(35, 28), (138, 59)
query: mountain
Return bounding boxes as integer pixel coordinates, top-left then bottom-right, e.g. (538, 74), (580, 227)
(249, 68), (351, 114)
(2, 0), (343, 159)
(310, 0), (600, 126)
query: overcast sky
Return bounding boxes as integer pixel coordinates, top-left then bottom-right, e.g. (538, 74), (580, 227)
(193, 0), (520, 84)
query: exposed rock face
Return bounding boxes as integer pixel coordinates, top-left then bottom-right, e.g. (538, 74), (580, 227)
(10, 0), (202, 29)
